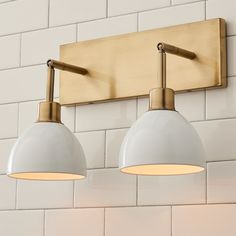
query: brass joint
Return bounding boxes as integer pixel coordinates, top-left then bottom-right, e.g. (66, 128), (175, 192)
(157, 42), (196, 60)
(149, 88), (175, 111)
(37, 101), (61, 123)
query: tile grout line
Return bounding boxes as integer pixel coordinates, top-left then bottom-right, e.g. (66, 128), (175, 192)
(104, 130), (107, 168)
(171, 206), (173, 236)
(73, 180), (76, 208)
(137, 13), (139, 32)
(103, 208), (106, 236)
(73, 105), (76, 133)
(204, 0), (207, 20)
(2, 202), (236, 212)
(16, 102), (20, 138)
(47, 0), (50, 28)
(14, 179), (18, 210)
(106, 0), (109, 18)
(19, 33), (22, 67)
(136, 176), (139, 206)
(205, 163), (208, 204)
(76, 24), (79, 42)
(204, 89), (207, 120)
(43, 210), (46, 236)
(73, 105), (77, 208)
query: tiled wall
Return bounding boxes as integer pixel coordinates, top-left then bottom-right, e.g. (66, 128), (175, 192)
(0, 0), (235, 235)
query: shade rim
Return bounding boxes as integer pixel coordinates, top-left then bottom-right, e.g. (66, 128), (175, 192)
(7, 171), (86, 181)
(120, 163), (205, 176)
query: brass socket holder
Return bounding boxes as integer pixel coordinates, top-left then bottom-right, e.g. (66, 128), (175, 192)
(37, 101), (61, 123)
(149, 88), (175, 111)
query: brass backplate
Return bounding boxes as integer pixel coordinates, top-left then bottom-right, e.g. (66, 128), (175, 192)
(60, 18), (226, 105)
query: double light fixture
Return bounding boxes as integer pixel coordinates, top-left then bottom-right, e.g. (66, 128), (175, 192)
(7, 18), (226, 180)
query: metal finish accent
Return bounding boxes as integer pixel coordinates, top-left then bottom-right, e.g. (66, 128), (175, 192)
(37, 101), (61, 123)
(149, 88), (175, 111)
(60, 18), (226, 106)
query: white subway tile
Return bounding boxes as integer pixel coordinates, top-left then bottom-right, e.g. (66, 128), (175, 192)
(74, 168), (136, 207)
(49, 0), (106, 27)
(0, 175), (16, 209)
(106, 128), (128, 167)
(0, 65), (47, 104)
(0, 210), (44, 236)
(175, 91), (205, 121)
(0, 104), (18, 139)
(21, 25), (76, 66)
(138, 171), (205, 205)
(173, 205), (236, 236)
(137, 97), (149, 117)
(139, 2), (205, 31)
(206, 77), (236, 119)
(0, 139), (16, 174)
(17, 180), (73, 209)
(75, 131), (105, 169)
(137, 91), (205, 121)
(76, 100), (136, 132)
(78, 14), (137, 41)
(18, 100), (39, 135)
(108, 0), (170, 17)
(0, 34), (20, 69)
(105, 206), (171, 236)
(0, 0), (48, 36)
(207, 0), (236, 36)
(61, 105), (75, 132)
(193, 119), (236, 161)
(228, 36), (236, 77)
(207, 161), (236, 203)
(45, 208), (104, 236)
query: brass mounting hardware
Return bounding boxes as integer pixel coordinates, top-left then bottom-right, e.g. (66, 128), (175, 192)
(59, 18), (226, 106)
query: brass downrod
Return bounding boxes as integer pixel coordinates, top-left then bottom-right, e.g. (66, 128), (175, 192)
(46, 67), (55, 102)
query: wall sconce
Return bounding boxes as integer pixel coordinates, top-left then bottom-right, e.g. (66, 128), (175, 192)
(7, 18), (226, 180)
(119, 43), (205, 175)
(7, 60), (88, 180)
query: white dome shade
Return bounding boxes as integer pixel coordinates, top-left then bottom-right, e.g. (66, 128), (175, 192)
(119, 110), (205, 175)
(7, 122), (86, 180)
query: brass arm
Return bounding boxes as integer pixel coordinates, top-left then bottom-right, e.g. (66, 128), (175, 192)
(157, 42), (196, 60)
(38, 60), (88, 123)
(46, 59), (88, 103)
(47, 59), (88, 75)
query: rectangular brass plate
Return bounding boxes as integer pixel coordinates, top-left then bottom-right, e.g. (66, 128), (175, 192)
(60, 18), (226, 105)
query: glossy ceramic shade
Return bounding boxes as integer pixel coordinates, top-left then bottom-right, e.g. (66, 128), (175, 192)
(7, 122), (86, 180)
(119, 110), (205, 175)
